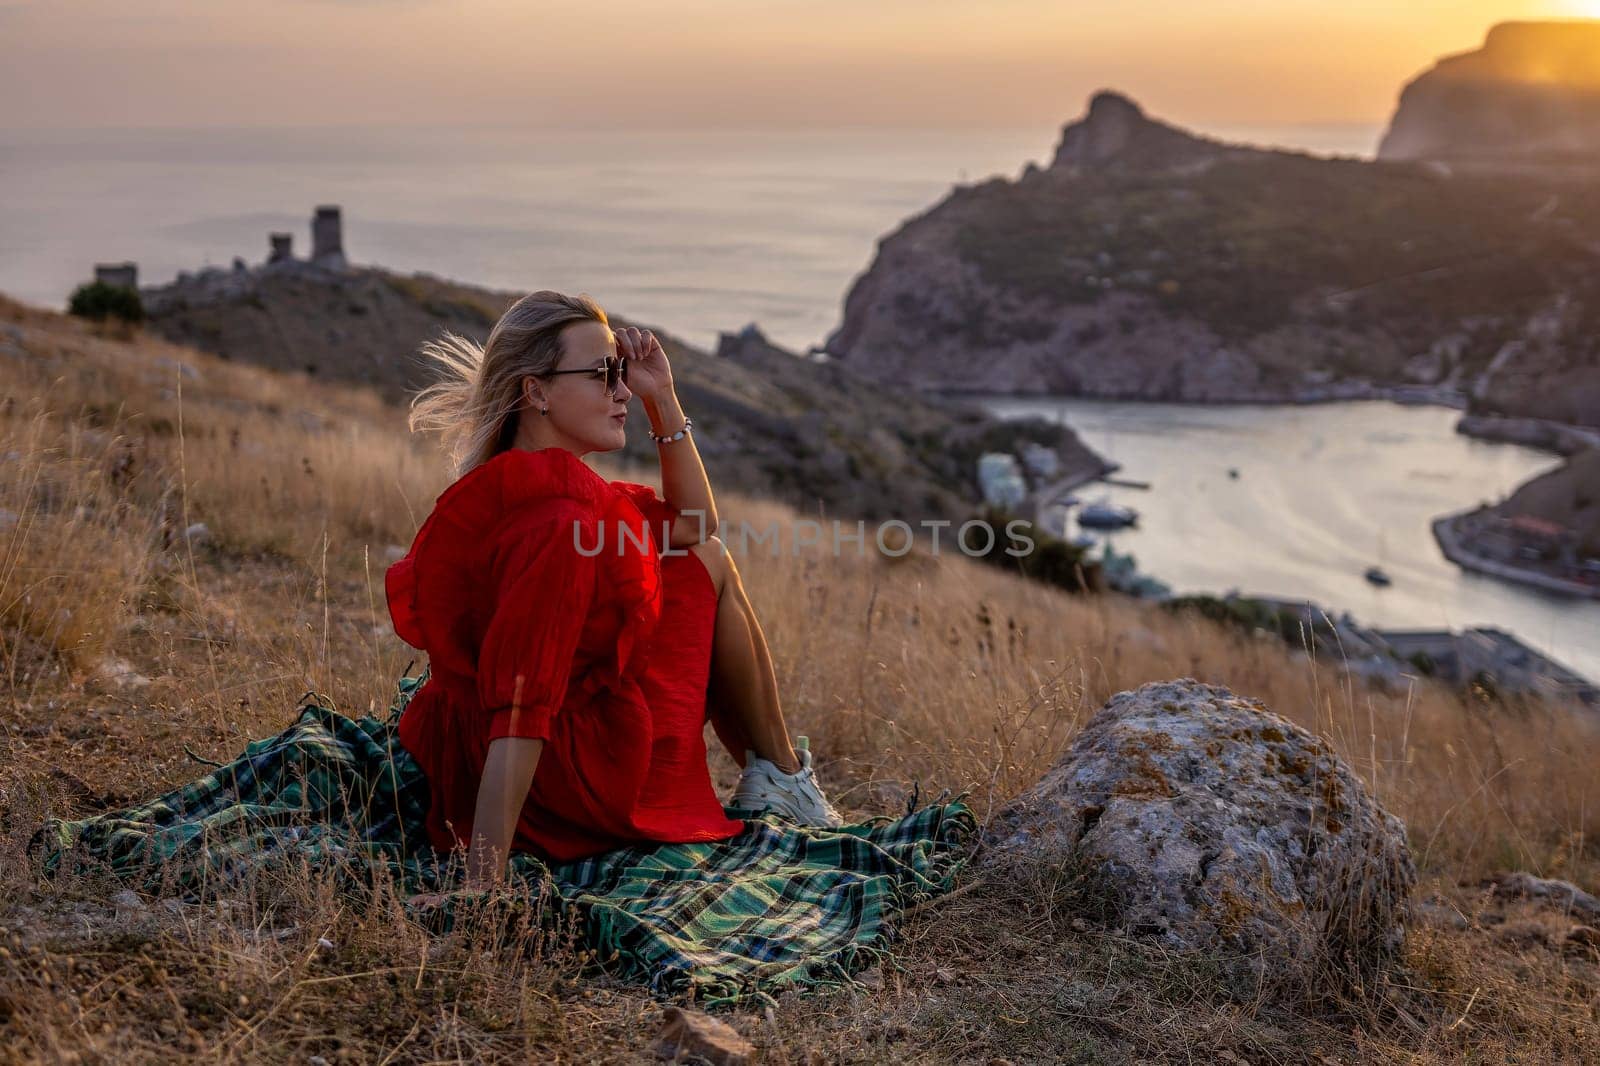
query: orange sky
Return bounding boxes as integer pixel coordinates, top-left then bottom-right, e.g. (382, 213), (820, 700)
(2, 0), (1597, 131)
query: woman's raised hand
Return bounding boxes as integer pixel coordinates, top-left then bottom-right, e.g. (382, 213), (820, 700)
(615, 325), (672, 401)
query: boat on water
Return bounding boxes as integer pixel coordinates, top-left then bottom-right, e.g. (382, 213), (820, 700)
(1365, 532), (1393, 587)
(1075, 424), (1140, 531)
(1078, 501), (1139, 529)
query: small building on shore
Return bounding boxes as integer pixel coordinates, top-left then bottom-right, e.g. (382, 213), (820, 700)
(977, 452), (1027, 510)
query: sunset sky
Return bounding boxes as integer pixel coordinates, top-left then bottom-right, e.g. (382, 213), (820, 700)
(3, 0), (1599, 131)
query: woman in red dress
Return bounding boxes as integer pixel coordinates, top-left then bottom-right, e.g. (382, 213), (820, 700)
(387, 291), (840, 905)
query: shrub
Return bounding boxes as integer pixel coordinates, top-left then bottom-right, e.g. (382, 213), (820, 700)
(966, 504), (1099, 593)
(69, 281), (145, 324)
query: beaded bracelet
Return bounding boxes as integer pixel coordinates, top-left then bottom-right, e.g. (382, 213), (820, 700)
(649, 416), (693, 445)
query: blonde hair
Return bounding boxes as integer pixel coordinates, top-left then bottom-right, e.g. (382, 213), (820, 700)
(405, 290), (609, 478)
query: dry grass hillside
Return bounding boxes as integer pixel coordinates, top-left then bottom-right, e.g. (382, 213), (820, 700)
(1, 295), (1597, 1063)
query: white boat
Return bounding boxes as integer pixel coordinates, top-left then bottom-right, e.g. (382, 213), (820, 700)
(1078, 501), (1139, 529)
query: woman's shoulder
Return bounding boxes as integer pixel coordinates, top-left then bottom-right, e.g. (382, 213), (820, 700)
(392, 450), (605, 595)
(388, 449), (628, 653)
(606, 477), (668, 512)
(441, 447), (611, 516)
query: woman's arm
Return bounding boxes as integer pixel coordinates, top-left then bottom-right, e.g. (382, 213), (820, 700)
(643, 388), (718, 546)
(618, 326), (717, 546)
(463, 735), (544, 888)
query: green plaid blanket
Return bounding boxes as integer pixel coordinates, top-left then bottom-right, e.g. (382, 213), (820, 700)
(28, 669), (976, 1009)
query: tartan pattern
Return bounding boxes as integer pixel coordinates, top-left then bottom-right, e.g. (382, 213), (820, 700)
(27, 668), (977, 1009)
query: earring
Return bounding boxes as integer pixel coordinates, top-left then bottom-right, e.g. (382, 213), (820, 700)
(539, 407), (548, 416)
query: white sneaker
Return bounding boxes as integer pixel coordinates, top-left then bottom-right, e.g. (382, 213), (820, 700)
(730, 736), (844, 828)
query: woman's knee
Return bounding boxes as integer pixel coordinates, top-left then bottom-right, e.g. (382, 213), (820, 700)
(689, 535), (730, 595)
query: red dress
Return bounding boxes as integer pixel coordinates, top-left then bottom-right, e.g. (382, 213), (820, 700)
(384, 445), (746, 862)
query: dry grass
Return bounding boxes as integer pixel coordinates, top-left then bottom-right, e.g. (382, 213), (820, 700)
(1, 295), (1597, 1062)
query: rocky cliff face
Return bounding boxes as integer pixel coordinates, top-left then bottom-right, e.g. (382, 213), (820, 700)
(1050, 91), (1266, 173)
(1379, 21), (1600, 170)
(823, 90), (1600, 426)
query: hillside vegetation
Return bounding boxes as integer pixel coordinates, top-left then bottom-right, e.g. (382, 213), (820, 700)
(2, 296), (1597, 1062)
(134, 263), (1107, 526)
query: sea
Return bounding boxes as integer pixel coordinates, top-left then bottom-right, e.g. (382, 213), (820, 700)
(5, 119), (1594, 683)
(0, 120), (1381, 354)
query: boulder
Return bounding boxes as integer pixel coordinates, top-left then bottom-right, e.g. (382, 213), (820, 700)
(1486, 871), (1600, 922)
(988, 679), (1415, 994)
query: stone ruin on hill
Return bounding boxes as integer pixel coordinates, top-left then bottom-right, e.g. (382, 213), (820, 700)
(85, 204), (351, 310)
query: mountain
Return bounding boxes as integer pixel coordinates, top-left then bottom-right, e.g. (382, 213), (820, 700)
(822, 90), (1600, 428)
(134, 260), (1109, 524)
(1379, 20), (1600, 170)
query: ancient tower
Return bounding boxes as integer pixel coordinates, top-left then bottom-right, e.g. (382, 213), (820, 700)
(269, 232), (294, 263)
(94, 262), (138, 289)
(311, 205), (346, 269)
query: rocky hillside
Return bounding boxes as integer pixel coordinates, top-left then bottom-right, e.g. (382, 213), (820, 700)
(135, 261), (1107, 525)
(139, 261), (507, 403)
(823, 90), (1600, 427)
(1379, 21), (1600, 170)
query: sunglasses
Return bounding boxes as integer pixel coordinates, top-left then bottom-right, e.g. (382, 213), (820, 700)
(542, 354), (628, 398)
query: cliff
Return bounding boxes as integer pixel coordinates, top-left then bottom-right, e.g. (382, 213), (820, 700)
(134, 261), (1106, 525)
(1378, 21), (1600, 170)
(823, 90), (1600, 427)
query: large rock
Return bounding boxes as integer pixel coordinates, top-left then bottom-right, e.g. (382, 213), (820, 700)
(989, 679), (1415, 994)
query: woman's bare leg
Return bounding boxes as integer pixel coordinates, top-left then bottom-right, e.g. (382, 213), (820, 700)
(691, 536), (801, 773)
